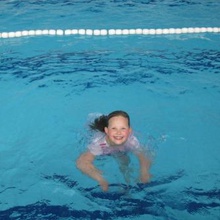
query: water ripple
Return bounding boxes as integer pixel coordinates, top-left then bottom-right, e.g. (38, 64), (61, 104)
(1, 50), (219, 95)
(1, 170), (219, 219)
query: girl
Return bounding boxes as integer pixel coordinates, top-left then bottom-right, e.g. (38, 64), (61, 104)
(76, 110), (151, 191)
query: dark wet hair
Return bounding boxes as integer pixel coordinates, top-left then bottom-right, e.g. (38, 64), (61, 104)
(89, 110), (130, 133)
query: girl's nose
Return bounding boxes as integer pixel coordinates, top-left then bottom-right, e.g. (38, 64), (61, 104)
(116, 129), (121, 134)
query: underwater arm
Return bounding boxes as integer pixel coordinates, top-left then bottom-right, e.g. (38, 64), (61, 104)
(76, 151), (109, 191)
(135, 152), (151, 183)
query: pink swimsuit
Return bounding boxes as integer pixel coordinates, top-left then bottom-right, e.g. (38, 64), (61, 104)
(88, 132), (142, 156)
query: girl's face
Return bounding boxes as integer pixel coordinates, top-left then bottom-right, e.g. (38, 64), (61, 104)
(104, 116), (132, 146)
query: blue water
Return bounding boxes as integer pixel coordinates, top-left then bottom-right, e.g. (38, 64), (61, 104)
(0, 0), (220, 220)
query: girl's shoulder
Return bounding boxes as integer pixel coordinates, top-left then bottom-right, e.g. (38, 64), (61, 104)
(88, 132), (107, 156)
(126, 133), (141, 150)
(90, 132), (106, 144)
(128, 133), (139, 143)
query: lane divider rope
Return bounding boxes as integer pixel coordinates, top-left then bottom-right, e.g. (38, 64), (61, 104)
(0, 27), (220, 38)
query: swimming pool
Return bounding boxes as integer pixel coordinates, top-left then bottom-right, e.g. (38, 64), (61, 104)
(0, 0), (220, 219)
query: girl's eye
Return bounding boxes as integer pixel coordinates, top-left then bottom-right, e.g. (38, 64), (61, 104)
(110, 127), (127, 130)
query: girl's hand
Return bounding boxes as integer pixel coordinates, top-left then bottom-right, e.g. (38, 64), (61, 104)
(99, 179), (109, 192)
(140, 172), (151, 183)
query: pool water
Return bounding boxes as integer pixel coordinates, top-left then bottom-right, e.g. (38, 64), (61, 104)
(0, 0), (220, 220)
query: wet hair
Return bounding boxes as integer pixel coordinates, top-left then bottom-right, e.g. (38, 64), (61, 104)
(89, 110), (130, 133)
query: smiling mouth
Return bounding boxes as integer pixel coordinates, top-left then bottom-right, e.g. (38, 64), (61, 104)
(114, 136), (123, 140)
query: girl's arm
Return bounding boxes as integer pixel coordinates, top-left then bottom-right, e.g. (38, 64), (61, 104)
(76, 151), (109, 191)
(135, 152), (151, 183)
